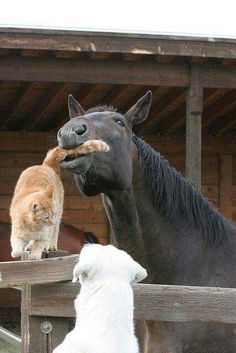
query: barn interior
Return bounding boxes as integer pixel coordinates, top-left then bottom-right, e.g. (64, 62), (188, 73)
(0, 28), (235, 329)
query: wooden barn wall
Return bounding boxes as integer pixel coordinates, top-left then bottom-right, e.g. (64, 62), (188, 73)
(0, 132), (109, 244)
(0, 132), (235, 247)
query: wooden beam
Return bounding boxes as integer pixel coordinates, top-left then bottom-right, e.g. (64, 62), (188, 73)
(30, 281), (236, 324)
(186, 64), (203, 190)
(0, 56), (189, 87)
(1, 28), (236, 59)
(202, 65), (236, 89)
(219, 155), (233, 220)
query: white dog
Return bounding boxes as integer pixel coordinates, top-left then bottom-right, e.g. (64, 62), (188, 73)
(53, 244), (147, 353)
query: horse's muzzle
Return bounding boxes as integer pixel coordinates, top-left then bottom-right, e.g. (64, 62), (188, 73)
(58, 132), (87, 149)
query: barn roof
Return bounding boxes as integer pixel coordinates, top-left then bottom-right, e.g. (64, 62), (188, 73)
(0, 28), (235, 137)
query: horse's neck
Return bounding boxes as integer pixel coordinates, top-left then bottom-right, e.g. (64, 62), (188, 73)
(102, 168), (208, 284)
(102, 188), (147, 265)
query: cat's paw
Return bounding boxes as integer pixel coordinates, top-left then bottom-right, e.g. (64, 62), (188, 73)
(46, 244), (57, 251)
(11, 247), (23, 258)
(28, 251), (42, 260)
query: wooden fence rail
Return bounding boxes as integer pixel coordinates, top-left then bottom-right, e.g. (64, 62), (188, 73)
(0, 252), (236, 352)
(30, 281), (236, 324)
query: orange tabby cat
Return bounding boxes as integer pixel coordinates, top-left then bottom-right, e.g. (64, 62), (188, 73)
(10, 140), (109, 260)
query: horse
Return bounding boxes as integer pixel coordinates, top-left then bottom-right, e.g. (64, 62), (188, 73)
(57, 92), (236, 353)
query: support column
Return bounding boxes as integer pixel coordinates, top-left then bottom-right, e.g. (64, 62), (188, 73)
(186, 64), (203, 190)
(21, 250), (69, 353)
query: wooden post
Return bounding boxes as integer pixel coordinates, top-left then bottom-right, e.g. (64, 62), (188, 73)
(186, 64), (203, 190)
(219, 154), (233, 220)
(21, 250), (69, 353)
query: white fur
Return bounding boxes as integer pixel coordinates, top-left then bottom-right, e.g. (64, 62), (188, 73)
(53, 244), (147, 353)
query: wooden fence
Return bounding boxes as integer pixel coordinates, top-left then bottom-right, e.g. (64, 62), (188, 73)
(0, 251), (236, 353)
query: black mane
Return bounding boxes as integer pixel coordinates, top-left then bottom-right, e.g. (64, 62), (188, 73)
(133, 134), (235, 245)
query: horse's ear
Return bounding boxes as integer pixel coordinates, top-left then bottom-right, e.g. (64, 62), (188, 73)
(124, 91), (152, 126)
(68, 94), (86, 119)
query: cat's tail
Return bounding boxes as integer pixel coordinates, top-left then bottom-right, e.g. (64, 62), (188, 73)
(43, 140), (110, 174)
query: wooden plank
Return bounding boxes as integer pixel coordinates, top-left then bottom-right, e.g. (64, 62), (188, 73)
(0, 254), (79, 288)
(1, 28), (236, 59)
(186, 64), (203, 190)
(219, 154), (233, 219)
(30, 282), (236, 324)
(0, 56), (189, 87)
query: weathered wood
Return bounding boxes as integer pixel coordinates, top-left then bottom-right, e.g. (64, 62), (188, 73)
(186, 64), (203, 190)
(0, 56), (189, 87)
(30, 282), (236, 324)
(202, 65), (236, 88)
(21, 251), (69, 353)
(219, 155), (233, 219)
(0, 253), (79, 288)
(1, 28), (236, 59)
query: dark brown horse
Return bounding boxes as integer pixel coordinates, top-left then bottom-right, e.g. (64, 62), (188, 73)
(57, 92), (236, 353)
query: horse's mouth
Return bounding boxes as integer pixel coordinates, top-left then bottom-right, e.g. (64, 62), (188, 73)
(60, 153), (93, 173)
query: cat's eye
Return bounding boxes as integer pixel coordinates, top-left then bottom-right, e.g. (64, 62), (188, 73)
(115, 118), (125, 127)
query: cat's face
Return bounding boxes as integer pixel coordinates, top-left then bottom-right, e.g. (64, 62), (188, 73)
(24, 185), (57, 229)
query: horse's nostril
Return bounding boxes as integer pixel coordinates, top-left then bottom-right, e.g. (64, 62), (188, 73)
(74, 124), (87, 136)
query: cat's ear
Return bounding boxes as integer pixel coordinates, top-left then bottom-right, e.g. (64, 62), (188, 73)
(32, 204), (44, 212)
(45, 185), (54, 199)
(68, 95), (86, 119)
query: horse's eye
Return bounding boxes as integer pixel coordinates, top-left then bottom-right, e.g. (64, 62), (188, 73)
(115, 118), (125, 127)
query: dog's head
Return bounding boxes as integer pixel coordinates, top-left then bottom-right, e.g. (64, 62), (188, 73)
(72, 244), (147, 284)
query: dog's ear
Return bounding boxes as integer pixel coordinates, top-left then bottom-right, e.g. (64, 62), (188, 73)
(72, 252), (95, 283)
(133, 261), (147, 283)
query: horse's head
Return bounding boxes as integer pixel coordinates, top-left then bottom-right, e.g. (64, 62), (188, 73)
(58, 91), (152, 196)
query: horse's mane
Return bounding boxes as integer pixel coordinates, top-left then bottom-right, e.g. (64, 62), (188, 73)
(86, 105), (117, 114)
(133, 134), (235, 245)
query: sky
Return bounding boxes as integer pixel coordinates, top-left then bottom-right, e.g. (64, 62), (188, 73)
(0, 0), (236, 39)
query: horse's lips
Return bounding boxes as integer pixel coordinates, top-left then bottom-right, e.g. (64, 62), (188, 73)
(60, 154), (93, 173)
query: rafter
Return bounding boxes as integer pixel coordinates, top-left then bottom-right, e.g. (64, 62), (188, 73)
(161, 89), (226, 136)
(1, 82), (33, 129)
(202, 90), (236, 129)
(208, 111), (236, 136)
(141, 88), (186, 133)
(29, 83), (66, 130)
